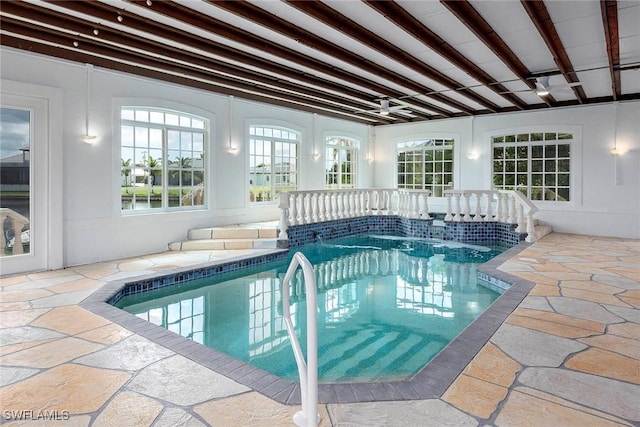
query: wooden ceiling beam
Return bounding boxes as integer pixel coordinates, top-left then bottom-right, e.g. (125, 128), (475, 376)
(440, 0), (555, 107)
(601, 0), (621, 100)
(202, 0), (469, 115)
(38, 0), (426, 121)
(1, 34), (381, 125)
(1, 2), (396, 121)
(126, 0), (447, 118)
(520, 0), (587, 103)
(362, 0), (528, 110)
(0, 17), (394, 124)
(279, 0), (505, 112)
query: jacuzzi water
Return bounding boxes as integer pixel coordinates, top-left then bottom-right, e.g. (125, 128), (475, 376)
(116, 235), (504, 383)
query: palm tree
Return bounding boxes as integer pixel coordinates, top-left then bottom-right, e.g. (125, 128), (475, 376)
(145, 155), (162, 186)
(170, 157), (192, 185)
(121, 158), (132, 187)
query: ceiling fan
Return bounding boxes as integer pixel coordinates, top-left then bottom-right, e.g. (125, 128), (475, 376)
(357, 99), (413, 116)
(504, 76), (582, 96)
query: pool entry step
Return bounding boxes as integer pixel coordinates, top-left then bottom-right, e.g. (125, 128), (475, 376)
(168, 223), (279, 251)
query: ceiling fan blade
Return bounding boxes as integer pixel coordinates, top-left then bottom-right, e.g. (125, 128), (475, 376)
(548, 82), (582, 91)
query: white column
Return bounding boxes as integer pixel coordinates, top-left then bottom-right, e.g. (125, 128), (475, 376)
(444, 193), (453, 221)
(463, 192), (472, 221)
(454, 193), (462, 222)
(473, 192), (483, 221)
(484, 192), (493, 222)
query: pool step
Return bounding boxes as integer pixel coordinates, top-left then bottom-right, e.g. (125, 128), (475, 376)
(168, 223), (279, 251)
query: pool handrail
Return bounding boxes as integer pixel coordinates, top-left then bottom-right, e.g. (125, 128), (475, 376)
(281, 252), (319, 427)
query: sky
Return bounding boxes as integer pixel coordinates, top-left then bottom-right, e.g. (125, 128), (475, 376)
(0, 107), (30, 160)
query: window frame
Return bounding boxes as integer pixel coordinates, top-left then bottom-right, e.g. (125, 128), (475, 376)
(491, 131), (573, 202)
(248, 124), (300, 204)
(324, 135), (359, 190)
(396, 138), (455, 197)
(120, 107), (208, 214)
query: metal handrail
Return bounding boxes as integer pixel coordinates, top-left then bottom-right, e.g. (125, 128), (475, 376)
(281, 252), (319, 427)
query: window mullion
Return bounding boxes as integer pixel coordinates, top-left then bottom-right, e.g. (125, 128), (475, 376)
(162, 128), (168, 209)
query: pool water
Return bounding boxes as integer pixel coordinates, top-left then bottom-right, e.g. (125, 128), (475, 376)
(117, 235), (504, 383)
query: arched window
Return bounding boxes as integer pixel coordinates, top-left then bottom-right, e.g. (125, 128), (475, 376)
(249, 125), (299, 203)
(492, 131), (572, 201)
(120, 107), (207, 212)
(325, 136), (359, 189)
(396, 138), (454, 197)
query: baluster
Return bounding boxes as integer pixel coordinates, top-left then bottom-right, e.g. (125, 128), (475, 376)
(473, 192), (482, 221)
(454, 193), (463, 222)
(494, 193), (503, 222)
(365, 190), (372, 215)
(422, 191), (432, 220)
(463, 192), (472, 221)
(310, 192), (318, 223)
(484, 192), (493, 222)
(300, 193), (309, 224)
(348, 191), (355, 217)
(444, 192), (453, 221)
(317, 192), (325, 222)
(515, 204), (525, 232)
(411, 193), (419, 218)
(525, 213), (536, 242)
(278, 192), (290, 239)
(336, 193), (343, 219)
(342, 192), (349, 218)
(289, 194), (299, 226)
(507, 193), (516, 223)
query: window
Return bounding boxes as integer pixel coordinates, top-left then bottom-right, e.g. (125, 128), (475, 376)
(492, 132), (571, 201)
(397, 138), (454, 196)
(120, 108), (207, 212)
(249, 125), (299, 203)
(325, 136), (358, 189)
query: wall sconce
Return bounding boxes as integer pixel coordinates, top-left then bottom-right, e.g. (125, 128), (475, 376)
(311, 113), (321, 161)
(366, 125), (375, 164)
(466, 116), (478, 159)
(610, 146), (621, 155)
(81, 64), (97, 144)
(226, 95), (238, 154)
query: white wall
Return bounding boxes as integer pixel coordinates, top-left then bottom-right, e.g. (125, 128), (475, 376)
(374, 102), (640, 239)
(1, 48), (371, 267)
(2, 47), (638, 270)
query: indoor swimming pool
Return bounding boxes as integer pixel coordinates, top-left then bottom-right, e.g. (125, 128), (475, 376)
(115, 235), (506, 383)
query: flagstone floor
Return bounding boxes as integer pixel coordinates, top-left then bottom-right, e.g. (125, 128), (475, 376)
(1, 233), (639, 426)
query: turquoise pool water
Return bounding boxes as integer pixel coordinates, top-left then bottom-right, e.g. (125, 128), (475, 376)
(117, 235), (504, 383)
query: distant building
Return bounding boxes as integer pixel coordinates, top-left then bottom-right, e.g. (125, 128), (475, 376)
(0, 148), (29, 191)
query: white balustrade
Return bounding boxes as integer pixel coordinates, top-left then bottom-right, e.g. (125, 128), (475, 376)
(443, 189), (539, 242)
(278, 188), (540, 244)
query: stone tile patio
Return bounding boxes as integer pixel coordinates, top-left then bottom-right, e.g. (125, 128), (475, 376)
(1, 234), (639, 426)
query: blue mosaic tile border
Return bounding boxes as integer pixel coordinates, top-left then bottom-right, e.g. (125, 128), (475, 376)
(286, 216), (524, 248)
(106, 250), (289, 305)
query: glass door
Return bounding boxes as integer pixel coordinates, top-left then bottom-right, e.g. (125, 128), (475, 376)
(0, 89), (55, 275)
(0, 107), (31, 258)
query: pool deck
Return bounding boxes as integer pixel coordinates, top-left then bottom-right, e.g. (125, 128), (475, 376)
(1, 232), (639, 426)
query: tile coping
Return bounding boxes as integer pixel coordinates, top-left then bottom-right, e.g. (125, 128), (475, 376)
(81, 241), (533, 405)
